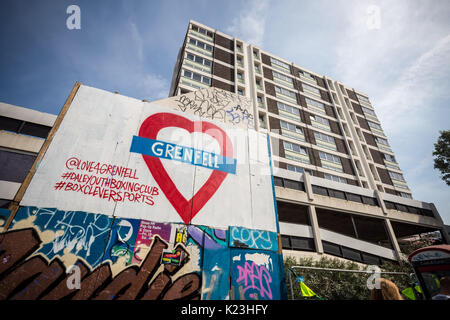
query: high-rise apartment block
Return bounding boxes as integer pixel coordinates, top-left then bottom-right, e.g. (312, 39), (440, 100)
(169, 21), (448, 264)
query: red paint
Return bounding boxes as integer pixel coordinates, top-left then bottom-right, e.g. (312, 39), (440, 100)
(54, 169), (158, 206)
(138, 113), (234, 224)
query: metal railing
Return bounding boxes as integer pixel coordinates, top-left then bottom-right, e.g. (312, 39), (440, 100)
(287, 265), (415, 300)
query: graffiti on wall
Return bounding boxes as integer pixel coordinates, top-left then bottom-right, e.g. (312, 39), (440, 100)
(230, 226), (278, 252)
(0, 206), (285, 300)
(20, 85), (276, 233)
(0, 228), (199, 300)
(5, 85), (284, 300)
(230, 249), (282, 300)
(173, 88), (254, 129)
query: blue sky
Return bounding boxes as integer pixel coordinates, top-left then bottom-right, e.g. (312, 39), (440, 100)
(0, 0), (449, 223)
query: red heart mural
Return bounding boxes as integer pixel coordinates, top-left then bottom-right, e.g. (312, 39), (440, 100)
(138, 113), (234, 224)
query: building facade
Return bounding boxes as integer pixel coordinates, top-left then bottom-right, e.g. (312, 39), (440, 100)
(0, 102), (56, 208)
(169, 20), (449, 264)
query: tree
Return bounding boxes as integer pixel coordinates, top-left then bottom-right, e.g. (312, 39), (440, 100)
(433, 130), (450, 186)
(284, 256), (414, 300)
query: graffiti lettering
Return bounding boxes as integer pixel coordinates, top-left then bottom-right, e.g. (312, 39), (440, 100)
(235, 262), (273, 300)
(226, 105), (254, 128)
(56, 158), (159, 206)
(230, 227), (274, 250)
(0, 229), (201, 300)
(174, 88), (254, 129)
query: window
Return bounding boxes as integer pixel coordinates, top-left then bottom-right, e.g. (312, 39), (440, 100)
(277, 102), (300, 116)
(184, 70), (192, 78)
(0, 150), (37, 183)
(254, 63), (260, 73)
(0, 116), (51, 139)
(283, 141), (308, 155)
(324, 173), (347, 184)
(191, 25), (213, 38)
(237, 88), (244, 96)
(287, 164), (307, 174)
(375, 137), (389, 146)
(310, 115), (330, 129)
(384, 154), (396, 163)
(185, 53), (211, 68)
(314, 132), (335, 144)
(399, 192), (412, 199)
(367, 121), (382, 130)
(257, 96), (263, 104)
(284, 179), (302, 190)
(305, 98), (326, 113)
(357, 94), (370, 104)
(388, 171), (405, 182)
(319, 151), (343, 172)
(182, 69), (211, 85)
(259, 115), (266, 129)
(280, 120), (304, 141)
(188, 37), (213, 52)
(302, 83), (321, 96)
(273, 176), (283, 187)
(275, 86), (296, 99)
(270, 57), (290, 71)
(237, 56), (243, 66)
(237, 72), (244, 83)
(312, 185), (328, 196)
(283, 141), (310, 163)
(361, 106), (376, 116)
(319, 151), (341, 164)
(236, 43), (242, 51)
(346, 193), (362, 203)
(314, 132), (336, 150)
(272, 71), (294, 87)
(300, 71), (315, 80)
(253, 50), (259, 59)
(289, 236), (315, 251)
(328, 189), (346, 200)
(280, 120), (303, 134)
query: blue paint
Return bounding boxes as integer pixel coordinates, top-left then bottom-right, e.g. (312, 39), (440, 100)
(229, 226), (278, 252)
(0, 208), (11, 228)
(201, 226), (230, 300)
(11, 207), (114, 268)
(130, 135), (237, 174)
(103, 217), (140, 265)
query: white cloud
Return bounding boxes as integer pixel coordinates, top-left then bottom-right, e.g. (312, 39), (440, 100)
(139, 73), (169, 100)
(129, 21), (144, 62)
(328, 0), (450, 223)
(225, 0), (269, 47)
(377, 33), (450, 136)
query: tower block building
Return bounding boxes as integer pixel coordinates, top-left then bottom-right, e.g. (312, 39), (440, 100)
(169, 20), (449, 264)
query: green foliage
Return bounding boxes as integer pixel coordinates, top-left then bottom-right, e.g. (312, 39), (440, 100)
(398, 236), (435, 257)
(433, 130), (450, 186)
(284, 256), (415, 300)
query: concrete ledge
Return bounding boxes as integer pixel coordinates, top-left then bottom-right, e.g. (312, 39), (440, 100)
(0, 131), (44, 153)
(0, 180), (21, 200)
(279, 222), (314, 238)
(381, 192), (432, 210)
(0, 102), (56, 127)
(320, 228), (396, 260)
(310, 175), (376, 197)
